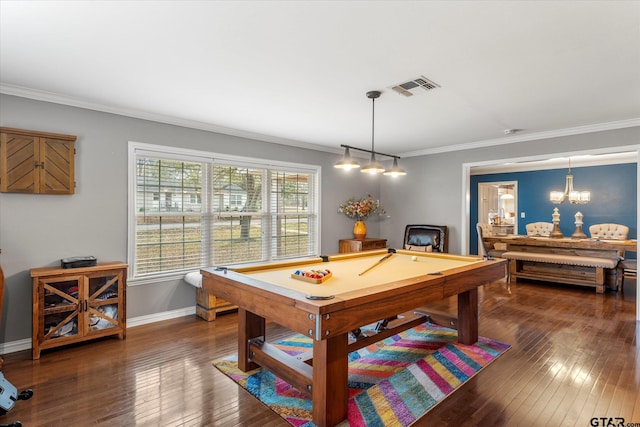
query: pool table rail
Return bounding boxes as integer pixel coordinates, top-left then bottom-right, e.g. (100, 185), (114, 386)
(201, 255), (506, 342)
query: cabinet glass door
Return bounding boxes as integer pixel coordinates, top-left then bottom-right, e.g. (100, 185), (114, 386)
(86, 272), (121, 333)
(42, 278), (81, 340)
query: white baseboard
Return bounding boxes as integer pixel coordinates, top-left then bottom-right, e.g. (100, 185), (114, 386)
(0, 338), (32, 355)
(127, 306), (196, 328)
(0, 306), (197, 355)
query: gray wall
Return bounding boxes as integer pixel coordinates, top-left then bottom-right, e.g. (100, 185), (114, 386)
(1, 93), (638, 346)
(0, 94), (381, 344)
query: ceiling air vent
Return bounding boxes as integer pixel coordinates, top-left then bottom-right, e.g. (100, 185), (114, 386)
(391, 76), (440, 97)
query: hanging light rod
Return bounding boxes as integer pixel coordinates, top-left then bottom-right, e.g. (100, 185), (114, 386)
(338, 144), (401, 160)
(360, 90), (386, 174)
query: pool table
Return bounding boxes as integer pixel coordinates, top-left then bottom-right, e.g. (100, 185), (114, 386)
(201, 249), (506, 427)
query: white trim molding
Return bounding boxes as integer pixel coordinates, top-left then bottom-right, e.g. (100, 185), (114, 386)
(3, 83), (638, 159)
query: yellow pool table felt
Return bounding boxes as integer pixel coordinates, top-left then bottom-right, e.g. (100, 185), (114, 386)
(231, 250), (484, 299)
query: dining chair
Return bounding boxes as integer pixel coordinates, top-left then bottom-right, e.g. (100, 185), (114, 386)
(588, 223), (629, 240)
(476, 223), (506, 259)
(525, 222), (554, 236)
(589, 224), (631, 293)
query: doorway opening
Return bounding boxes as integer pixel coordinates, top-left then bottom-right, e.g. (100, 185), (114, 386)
(478, 181), (517, 235)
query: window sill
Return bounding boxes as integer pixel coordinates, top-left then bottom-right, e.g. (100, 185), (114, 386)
(127, 271), (192, 287)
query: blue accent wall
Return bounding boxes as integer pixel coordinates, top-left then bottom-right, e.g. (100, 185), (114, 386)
(470, 163), (637, 255)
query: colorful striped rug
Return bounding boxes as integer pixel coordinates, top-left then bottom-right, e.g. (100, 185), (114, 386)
(214, 322), (510, 426)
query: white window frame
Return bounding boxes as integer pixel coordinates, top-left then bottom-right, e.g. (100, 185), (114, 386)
(127, 141), (322, 285)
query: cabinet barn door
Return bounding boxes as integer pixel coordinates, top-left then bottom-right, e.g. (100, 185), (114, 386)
(0, 131), (40, 193)
(40, 137), (75, 194)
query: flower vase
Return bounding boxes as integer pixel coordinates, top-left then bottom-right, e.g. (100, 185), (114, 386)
(353, 221), (367, 240)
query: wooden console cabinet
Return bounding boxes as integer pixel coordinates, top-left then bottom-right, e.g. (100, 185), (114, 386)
(339, 237), (387, 253)
(30, 262), (127, 359)
(0, 127), (76, 194)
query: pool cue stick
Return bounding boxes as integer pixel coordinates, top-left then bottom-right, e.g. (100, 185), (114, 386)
(359, 253), (393, 276)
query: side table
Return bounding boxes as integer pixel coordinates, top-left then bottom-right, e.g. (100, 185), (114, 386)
(338, 238), (387, 253)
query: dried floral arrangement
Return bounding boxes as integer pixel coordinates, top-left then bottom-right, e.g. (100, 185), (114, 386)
(338, 194), (386, 221)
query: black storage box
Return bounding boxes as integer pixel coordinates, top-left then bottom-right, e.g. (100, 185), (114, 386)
(61, 256), (97, 269)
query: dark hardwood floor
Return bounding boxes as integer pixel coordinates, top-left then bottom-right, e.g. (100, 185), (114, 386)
(2, 277), (638, 426)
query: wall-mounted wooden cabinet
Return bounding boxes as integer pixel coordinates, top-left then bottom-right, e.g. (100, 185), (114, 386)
(0, 127), (76, 194)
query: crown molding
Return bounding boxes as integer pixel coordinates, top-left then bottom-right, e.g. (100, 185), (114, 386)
(0, 83), (341, 155)
(2, 83), (638, 158)
(399, 118), (640, 158)
(470, 146), (638, 175)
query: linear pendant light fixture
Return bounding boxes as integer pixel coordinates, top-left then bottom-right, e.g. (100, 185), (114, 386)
(335, 90), (406, 177)
(549, 158), (590, 204)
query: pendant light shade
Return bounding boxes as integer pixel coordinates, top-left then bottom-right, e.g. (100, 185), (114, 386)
(383, 157), (407, 177)
(334, 146), (360, 170)
(361, 153), (386, 174)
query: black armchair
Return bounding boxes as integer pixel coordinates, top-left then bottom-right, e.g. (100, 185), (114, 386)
(403, 224), (448, 253)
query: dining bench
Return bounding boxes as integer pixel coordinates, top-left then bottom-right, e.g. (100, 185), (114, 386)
(502, 246), (619, 293)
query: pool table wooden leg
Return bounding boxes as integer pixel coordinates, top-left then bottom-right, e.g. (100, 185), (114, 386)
(238, 308), (265, 371)
(457, 288), (478, 345)
(312, 333), (349, 427)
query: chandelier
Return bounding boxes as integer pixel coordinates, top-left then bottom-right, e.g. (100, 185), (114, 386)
(549, 159), (590, 204)
(334, 91), (406, 177)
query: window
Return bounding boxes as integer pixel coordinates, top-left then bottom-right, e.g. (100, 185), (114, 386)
(128, 142), (320, 281)
(229, 194), (243, 208)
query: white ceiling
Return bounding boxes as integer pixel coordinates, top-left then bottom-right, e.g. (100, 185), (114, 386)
(1, 1), (639, 158)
